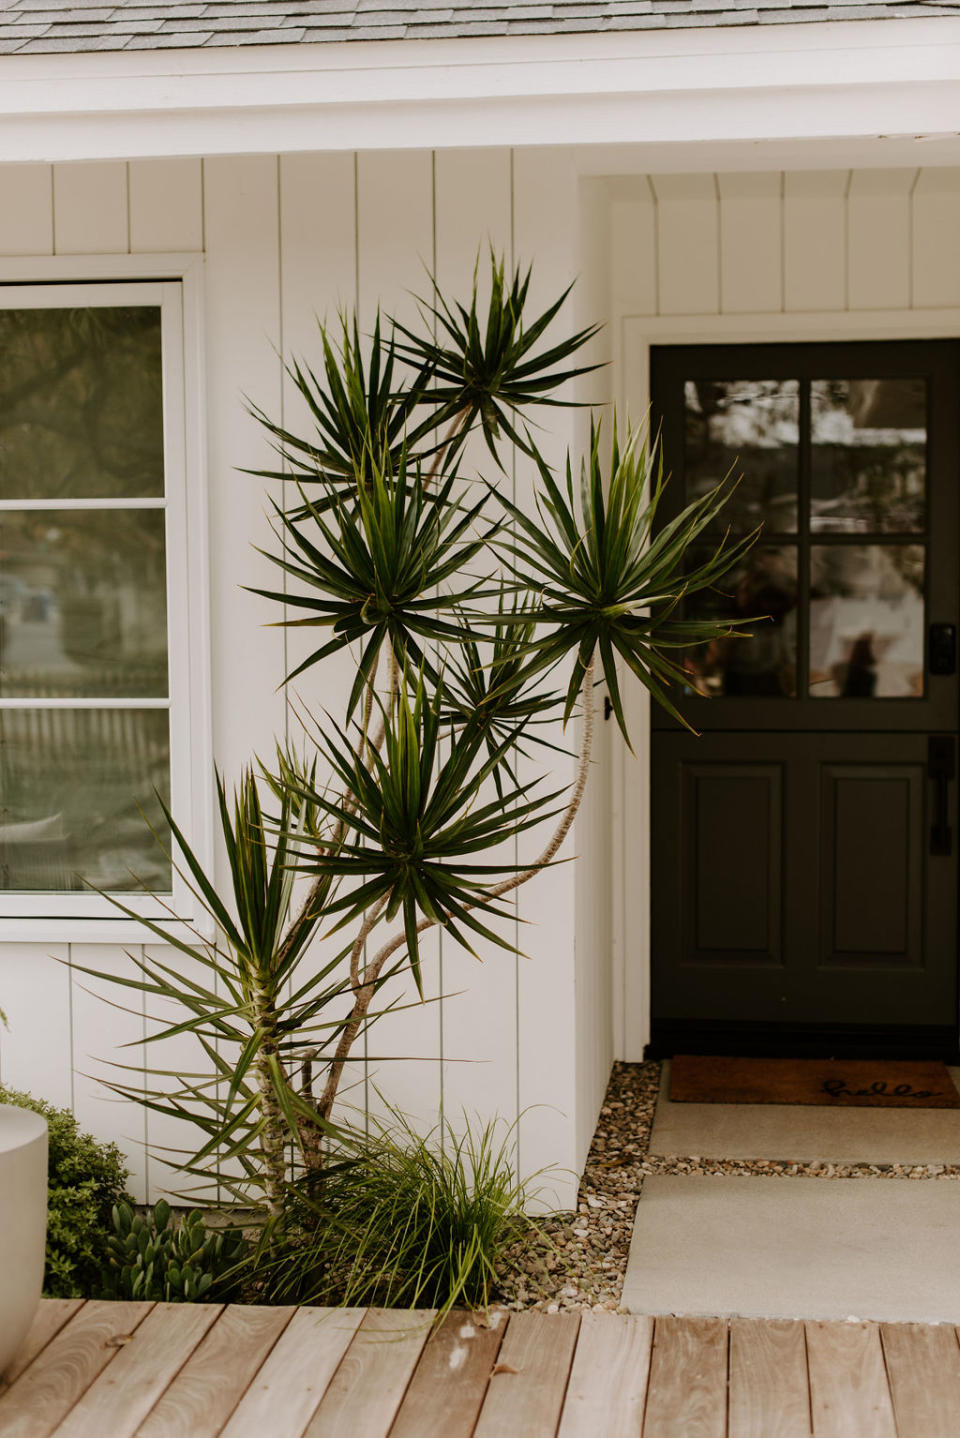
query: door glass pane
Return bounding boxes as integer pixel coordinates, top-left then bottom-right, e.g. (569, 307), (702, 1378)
(0, 708), (170, 892)
(809, 544), (925, 698)
(0, 510), (168, 698)
(0, 307), (164, 501)
(811, 379), (926, 534)
(684, 379), (799, 534)
(683, 545), (798, 698)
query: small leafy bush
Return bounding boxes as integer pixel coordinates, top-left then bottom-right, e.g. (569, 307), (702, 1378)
(0, 1085), (131, 1299)
(101, 1199), (249, 1302)
(249, 1109), (546, 1320)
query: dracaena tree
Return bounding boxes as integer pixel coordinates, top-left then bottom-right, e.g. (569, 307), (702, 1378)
(83, 255), (754, 1220)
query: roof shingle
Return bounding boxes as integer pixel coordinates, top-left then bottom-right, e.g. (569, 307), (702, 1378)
(0, 0), (953, 54)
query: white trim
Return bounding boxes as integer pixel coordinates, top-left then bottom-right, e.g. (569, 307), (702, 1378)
(0, 265), (213, 939)
(0, 18), (959, 163)
(615, 305), (960, 1059)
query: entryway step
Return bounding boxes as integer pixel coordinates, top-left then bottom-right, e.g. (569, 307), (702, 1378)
(624, 1174), (960, 1323)
(649, 1062), (960, 1165)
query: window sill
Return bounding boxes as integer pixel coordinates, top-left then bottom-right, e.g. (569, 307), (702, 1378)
(0, 915), (214, 946)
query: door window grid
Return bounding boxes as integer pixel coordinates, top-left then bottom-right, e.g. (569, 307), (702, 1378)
(681, 374), (929, 701)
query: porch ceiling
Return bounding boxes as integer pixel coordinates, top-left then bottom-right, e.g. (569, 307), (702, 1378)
(0, 17), (959, 163)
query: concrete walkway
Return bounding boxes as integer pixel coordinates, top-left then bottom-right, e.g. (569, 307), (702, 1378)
(624, 1062), (960, 1323)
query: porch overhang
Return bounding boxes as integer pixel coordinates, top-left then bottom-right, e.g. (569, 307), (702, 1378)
(1, 17), (960, 167)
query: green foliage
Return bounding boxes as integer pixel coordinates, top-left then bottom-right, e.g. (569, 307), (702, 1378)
(254, 449), (495, 708)
(287, 676), (564, 993)
(393, 253), (601, 459)
(248, 1109), (543, 1320)
(497, 418), (759, 740)
(101, 1199), (247, 1303)
(74, 766), (371, 1211)
(0, 1085), (131, 1299)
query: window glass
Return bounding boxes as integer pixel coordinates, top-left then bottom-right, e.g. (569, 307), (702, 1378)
(684, 379), (799, 534)
(0, 510), (167, 698)
(0, 709), (170, 893)
(0, 303), (171, 897)
(0, 308), (164, 501)
(683, 545), (799, 698)
(809, 544), (925, 699)
(811, 379), (926, 534)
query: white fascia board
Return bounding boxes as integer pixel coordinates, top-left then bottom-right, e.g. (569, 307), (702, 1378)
(0, 17), (959, 163)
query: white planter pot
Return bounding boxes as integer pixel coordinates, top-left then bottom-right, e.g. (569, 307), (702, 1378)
(0, 1105), (48, 1378)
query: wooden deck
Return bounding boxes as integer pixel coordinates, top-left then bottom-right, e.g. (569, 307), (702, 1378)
(3, 1300), (960, 1437)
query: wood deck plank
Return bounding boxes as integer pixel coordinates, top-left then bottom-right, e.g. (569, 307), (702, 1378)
(728, 1318), (811, 1438)
(219, 1306), (364, 1438)
(135, 1304), (296, 1438)
(806, 1321), (896, 1438)
(473, 1312), (581, 1438)
(880, 1323), (960, 1438)
(0, 1300), (154, 1438)
(389, 1310), (507, 1438)
(303, 1307), (433, 1437)
(557, 1312), (653, 1438)
(1, 1300), (86, 1390)
(54, 1302), (223, 1438)
(642, 1316), (728, 1438)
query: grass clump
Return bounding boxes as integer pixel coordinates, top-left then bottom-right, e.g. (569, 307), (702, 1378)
(249, 1109), (547, 1320)
(0, 1085), (132, 1299)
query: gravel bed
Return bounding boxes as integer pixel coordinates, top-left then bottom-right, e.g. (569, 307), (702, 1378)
(494, 1058), (960, 1314)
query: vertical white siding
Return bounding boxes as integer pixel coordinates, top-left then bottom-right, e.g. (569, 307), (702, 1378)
(0, 165), (53, 255)
(783, 170), (848, 312)
(650, 173), (719, 317)
(53, 161), (129, 255)
(718, 172), (782, 315)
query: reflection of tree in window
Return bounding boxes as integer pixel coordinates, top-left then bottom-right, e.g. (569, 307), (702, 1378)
(0, 308), (164, 501)
(811, 379), (926, 534)
(684, 380), (799, 534)
(683, 545), (799, 698)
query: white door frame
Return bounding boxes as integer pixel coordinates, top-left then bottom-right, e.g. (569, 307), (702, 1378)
(612, 305), (960, 1060)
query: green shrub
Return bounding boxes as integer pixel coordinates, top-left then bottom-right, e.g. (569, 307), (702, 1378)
(0, 1085), (132, 1298)
(101, 1200), (248, 1303)
(249, 1109), (547, 1320)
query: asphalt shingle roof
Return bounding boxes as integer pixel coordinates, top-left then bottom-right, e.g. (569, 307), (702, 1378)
(0, 0), (955, 55)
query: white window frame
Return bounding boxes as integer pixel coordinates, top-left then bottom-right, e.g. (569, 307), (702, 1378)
(0, 258), (212, 941)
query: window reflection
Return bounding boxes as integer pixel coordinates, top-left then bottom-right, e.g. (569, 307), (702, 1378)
(811, 379), (926, 534)
(809, 545), (925, 699)
(684, 379), (799, 534)
(683, 546), (798, 698)
(0, 308), (164, 501)
(0, 511), (168, 698)
(0, 708), (171, 891)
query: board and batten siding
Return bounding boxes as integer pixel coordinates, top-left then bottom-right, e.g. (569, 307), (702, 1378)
(607, 166), (960, 1061)
(0, 150), (611, 1209)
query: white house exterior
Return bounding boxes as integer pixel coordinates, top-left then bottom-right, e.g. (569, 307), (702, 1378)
(1, 1), (959, 1207)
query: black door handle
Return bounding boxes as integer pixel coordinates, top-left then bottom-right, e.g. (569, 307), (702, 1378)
(928, 735), (955, 856)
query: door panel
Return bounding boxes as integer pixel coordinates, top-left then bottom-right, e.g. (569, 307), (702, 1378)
(650, 340), (960, 1055)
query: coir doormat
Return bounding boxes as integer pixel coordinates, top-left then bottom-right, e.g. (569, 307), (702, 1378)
(669, 1054), (960, 1108)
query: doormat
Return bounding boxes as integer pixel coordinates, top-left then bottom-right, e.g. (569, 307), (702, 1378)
(669, 1055), (960, 1108)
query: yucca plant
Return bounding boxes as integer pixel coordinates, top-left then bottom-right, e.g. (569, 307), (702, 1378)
(91, 251), (754, 1222)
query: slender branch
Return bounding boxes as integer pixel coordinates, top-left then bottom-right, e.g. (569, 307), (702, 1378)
(314, 657), (596, 1124)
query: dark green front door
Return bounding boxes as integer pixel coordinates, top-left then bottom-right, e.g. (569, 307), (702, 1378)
(650, 340), (960, 1057)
